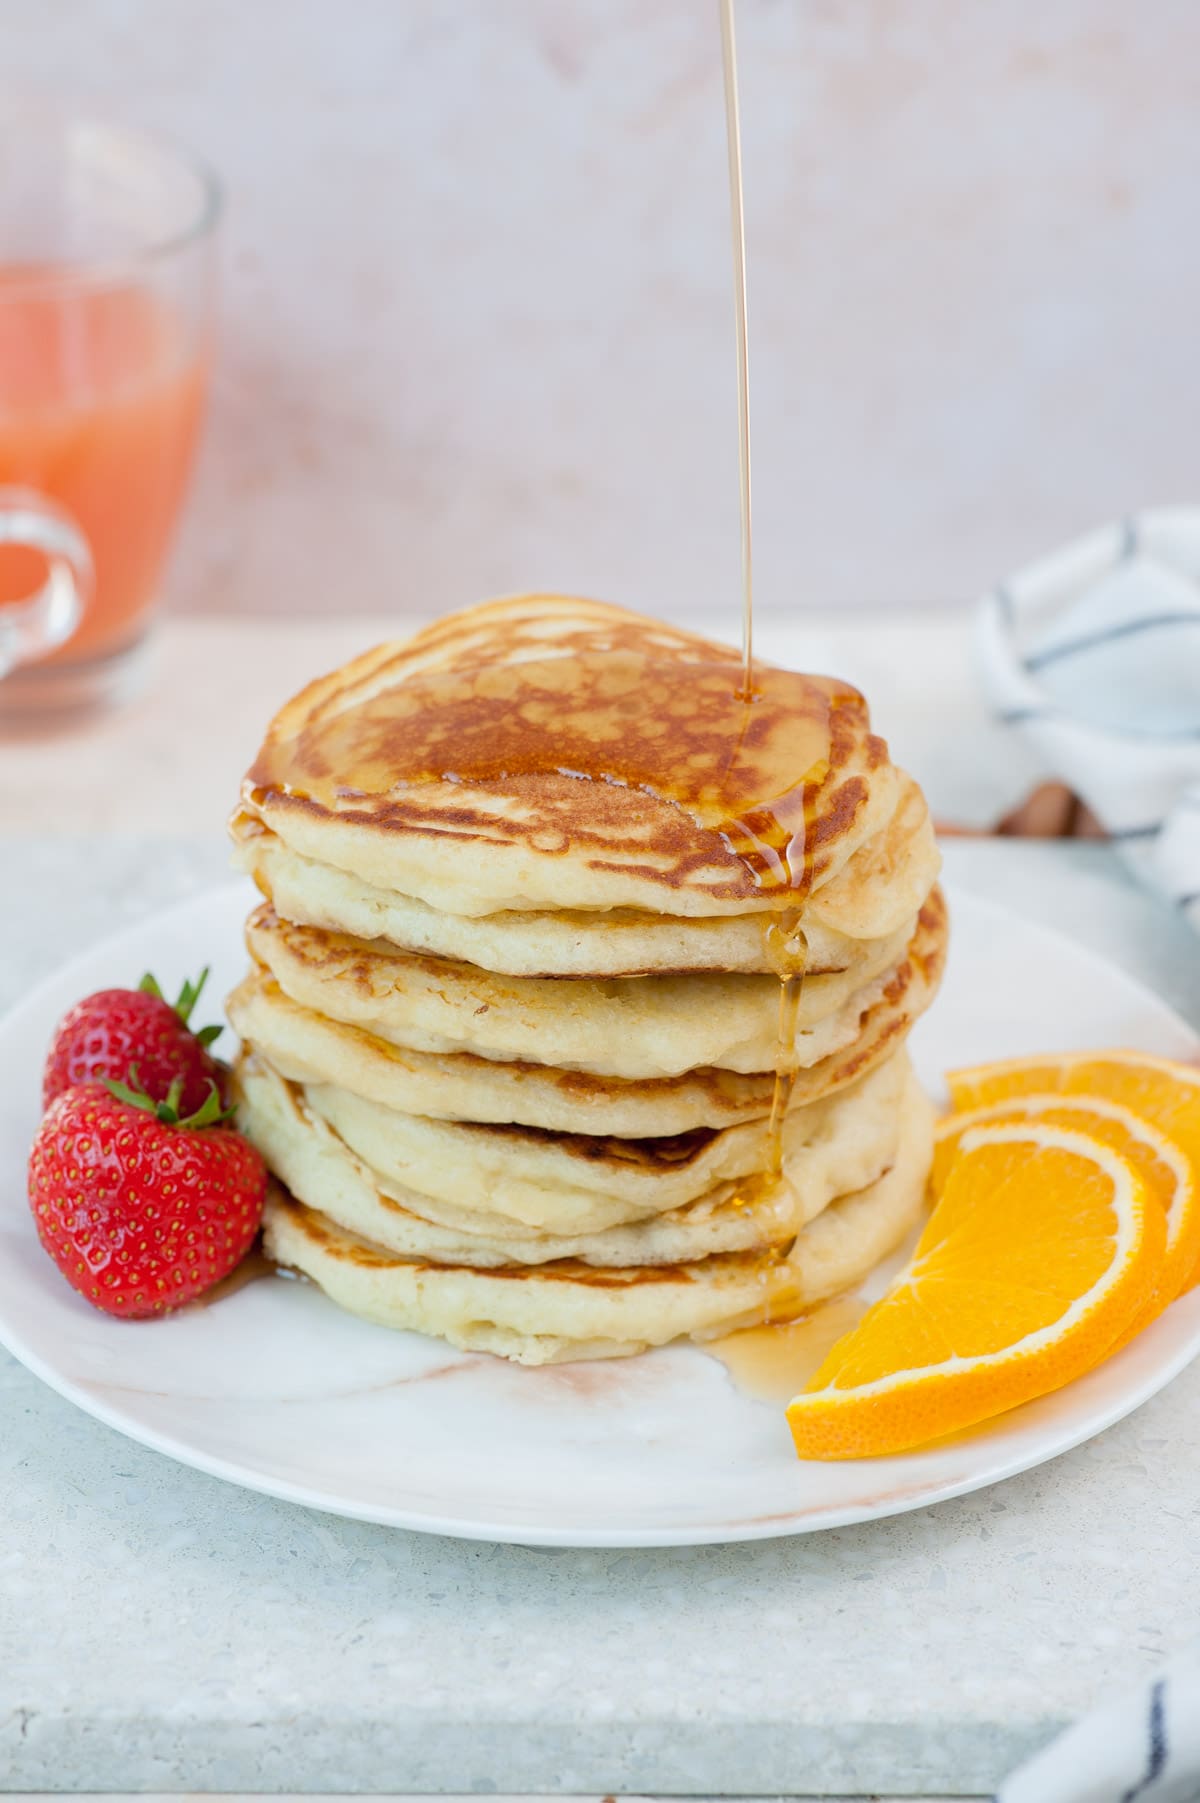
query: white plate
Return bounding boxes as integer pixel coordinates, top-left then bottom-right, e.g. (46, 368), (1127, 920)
(1, 881), (1198, 1547)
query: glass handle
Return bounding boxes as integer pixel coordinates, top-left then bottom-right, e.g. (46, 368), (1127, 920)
(0, 487), (94, 680)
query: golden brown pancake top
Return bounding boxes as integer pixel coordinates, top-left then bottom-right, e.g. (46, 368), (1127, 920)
(244, 596), (878, 899)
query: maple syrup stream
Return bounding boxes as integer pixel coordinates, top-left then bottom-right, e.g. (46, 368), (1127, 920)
(719, 0), (808, 1189)
(710, 1), (837, 1391)
(719, 0), (755, 706)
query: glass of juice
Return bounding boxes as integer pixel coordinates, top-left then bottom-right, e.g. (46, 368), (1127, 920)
(0, 99), (219, 715)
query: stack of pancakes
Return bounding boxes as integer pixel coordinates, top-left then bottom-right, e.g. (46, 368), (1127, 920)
(227, 596), (946, 1364)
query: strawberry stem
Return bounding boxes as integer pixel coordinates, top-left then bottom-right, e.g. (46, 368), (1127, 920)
(186, 1080), (236, 1129)
(138, 967), (223, 1048)
(103, 1072), (237, 1130)
(171, 967), (209, 1025)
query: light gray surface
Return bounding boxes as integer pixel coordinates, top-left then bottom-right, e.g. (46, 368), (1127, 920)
(0, 836), (1198, 1796)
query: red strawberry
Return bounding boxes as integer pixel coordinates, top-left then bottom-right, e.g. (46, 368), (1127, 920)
(28, 1077), (268, 1318)
(43, 969), (226, 1115)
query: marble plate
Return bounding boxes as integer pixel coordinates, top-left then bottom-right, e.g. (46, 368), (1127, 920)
(1, 880), (1199, 1547)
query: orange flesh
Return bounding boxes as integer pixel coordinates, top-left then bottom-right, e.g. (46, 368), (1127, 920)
(787, 1125), (1161, 1460)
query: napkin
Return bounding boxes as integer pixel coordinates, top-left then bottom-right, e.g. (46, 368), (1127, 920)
(997, 1636), (1200, 1801)
(976, 510), (1200, 929)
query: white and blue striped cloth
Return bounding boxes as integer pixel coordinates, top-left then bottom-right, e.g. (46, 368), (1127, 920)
(997, 1635), (1200, 1802)
(977, 509), (1200, 930)
(980, 513), (1200, 1796)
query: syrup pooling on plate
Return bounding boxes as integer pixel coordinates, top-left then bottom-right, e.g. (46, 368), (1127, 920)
(706, 1296), (870, 1403)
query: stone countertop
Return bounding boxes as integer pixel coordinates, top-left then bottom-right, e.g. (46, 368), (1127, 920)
(2, 834), (1199, 1797)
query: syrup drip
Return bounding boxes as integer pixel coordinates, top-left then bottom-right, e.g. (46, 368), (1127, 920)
(761, 909), (809, 1177)
(715, 0), (809, 1222)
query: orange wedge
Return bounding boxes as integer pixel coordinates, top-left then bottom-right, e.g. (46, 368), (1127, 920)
(934, 1095), (1196, 1339)
(948, 1050), (1200, 1294)
(787, 1121), (1162, 1460)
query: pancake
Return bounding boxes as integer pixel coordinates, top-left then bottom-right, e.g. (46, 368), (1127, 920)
(236, 1053), (911, 1265)
(300, 1043), (910, 1230)
(260, 1078), (936, 1364)
(236, 1046), (911, 1244)
(232, 595), (946, 1365)
(237, 595), (904, 921)
(230, 772), (938, 976)
(243, 902), (913, 1080)
(228, 887), (947, 1137)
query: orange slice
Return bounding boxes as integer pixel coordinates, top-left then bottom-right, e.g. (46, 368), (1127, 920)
(948, 1050), (1200, 1294)
(934, 1094), (1196, 1337)
(787, 1121), (1162, 1460)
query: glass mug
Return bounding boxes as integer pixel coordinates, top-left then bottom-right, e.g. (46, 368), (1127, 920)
(0, 100), (218, 713)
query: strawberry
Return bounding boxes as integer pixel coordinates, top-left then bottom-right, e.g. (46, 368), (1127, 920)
(28, 1076), (268, 1318)
(42, 969), (226, 1115)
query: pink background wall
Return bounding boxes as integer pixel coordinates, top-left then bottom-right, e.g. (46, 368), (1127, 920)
(9, 0), (1200, 620)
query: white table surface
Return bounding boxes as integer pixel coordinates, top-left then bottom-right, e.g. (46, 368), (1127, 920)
(2, 619), (1199, 1799)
